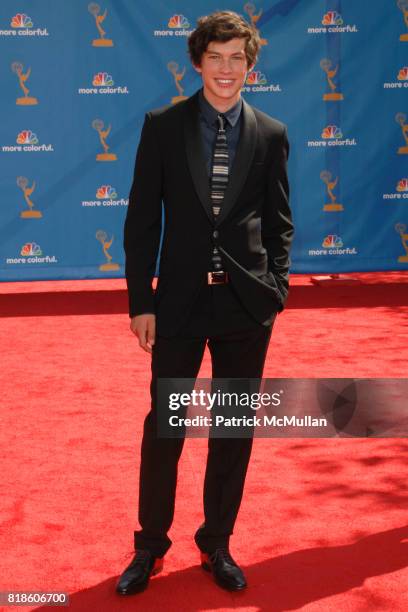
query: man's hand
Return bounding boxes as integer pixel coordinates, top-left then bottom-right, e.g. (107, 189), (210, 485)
(130, 314), (156, 353)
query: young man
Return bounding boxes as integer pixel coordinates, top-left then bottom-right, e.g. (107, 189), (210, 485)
(117, 11), (293, 595)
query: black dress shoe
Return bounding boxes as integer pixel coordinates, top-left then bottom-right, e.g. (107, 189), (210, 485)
(116, 549), (163, 595)
(200, 548), (247, 591)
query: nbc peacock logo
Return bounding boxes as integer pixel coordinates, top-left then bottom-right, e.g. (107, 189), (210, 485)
(168, 15), (190, 29)
(1, 129), (54, 152)
(11, 13), (33, 28)
(397, 178), (408, 191)
(322, 11), (343, 25)
(242, 70), (282, 93)
(308, 235), (357, 256)
(78, 72), (129, 95)
(93, 72), (114, 86)
(21, 242), (41, 256)
(384, 67), (408, 88)
(0, 13), (49, 37)
(6, 242), (57, 265)
(82, 185), (128, 208)
(17, 130), (38, 145)
(308, 10), (357, 34)
(246, 71), (267, 85)
(383, 177), (408, 200)
(398, 67), (408, 80)
(97, 185), (117, 199)
(154, 14), (192, 37)
(322, 125), (343, 139)
(308, 125), (357, 148)
(323, 235), (343, 248)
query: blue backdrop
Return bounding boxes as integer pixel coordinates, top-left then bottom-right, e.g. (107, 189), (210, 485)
(1, 0), (407, 281)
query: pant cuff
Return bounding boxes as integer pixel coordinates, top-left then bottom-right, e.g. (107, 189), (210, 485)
(194, 527), (230, 553)
(134, 530), (171, 558)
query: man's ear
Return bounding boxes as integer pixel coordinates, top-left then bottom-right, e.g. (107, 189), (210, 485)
(193, 63), (202, 74)
(247, 63), (255, 73)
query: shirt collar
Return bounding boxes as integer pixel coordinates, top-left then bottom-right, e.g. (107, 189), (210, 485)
(198, 88), (242, 128)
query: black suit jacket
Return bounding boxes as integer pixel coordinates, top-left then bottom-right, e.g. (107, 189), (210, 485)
(124, 91), (294, 337)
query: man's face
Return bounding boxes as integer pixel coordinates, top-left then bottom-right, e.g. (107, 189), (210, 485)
(194, 38), (253, 110)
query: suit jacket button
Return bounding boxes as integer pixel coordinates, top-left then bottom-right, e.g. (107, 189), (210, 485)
(213, 230), (219, 239)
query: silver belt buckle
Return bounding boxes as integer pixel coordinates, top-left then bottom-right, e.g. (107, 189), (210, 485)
(208, 271), (228, 285)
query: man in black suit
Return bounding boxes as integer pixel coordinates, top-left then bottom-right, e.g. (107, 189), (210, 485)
(117, 10), (293, 595)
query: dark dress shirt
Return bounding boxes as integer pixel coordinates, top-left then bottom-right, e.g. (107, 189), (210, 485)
(198, 88), (242, 177)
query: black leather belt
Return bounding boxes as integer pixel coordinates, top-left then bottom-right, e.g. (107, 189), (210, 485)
(207, 271), (228, 285)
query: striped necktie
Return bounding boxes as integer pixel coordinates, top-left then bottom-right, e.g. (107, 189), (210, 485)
(210, 114), (229, 218)
(210, 114), (228, 271)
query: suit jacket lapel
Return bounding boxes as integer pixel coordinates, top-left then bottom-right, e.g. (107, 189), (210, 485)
(183, 93), (213, 223)
(215, 99), (257, 227)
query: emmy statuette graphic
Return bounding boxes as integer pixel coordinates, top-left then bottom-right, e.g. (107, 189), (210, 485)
(396, 113), (408, 154)
(395, 223), (408, 261)
(244, 3), (267, 45)
(92, 119), (117, 161)
(11, 62), (38, 105)
(17, 176), (42, 218)
(167, 62), (188, 104)
(397, 0), (408, 41)
(96, 230), (120, 271)
(320, 59), (344, 101)
(88, 3), (114, 46)
(320, 171), (343, 211)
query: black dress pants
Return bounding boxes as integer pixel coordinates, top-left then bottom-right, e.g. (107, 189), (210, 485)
(133, 283), (274, 557)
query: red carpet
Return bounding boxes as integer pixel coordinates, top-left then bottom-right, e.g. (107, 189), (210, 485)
(0, 273), (407, 611)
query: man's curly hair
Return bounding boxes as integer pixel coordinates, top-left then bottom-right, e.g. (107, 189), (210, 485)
(188, 11), (261, 67)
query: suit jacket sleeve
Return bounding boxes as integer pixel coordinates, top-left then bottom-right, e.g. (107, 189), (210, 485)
(123, 113), (162, 317)
(262, 125), (294, 305)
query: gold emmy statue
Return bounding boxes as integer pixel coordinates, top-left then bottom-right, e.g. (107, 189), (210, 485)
(244, 3), (267, 45)
(397, 0), (408, 41)
(17, 176), (42, 218)
(167, 62), (188, 104)
(92, 119), (117, 161)
(96, 230), (120, 271)
(396, 113), (408, 154)
(395, 223), (408, 262)
(320, 59), (344, 101)
(12, 62), (38, 105)
(88, 2), (113, 46)
(320, 171), (343, 211)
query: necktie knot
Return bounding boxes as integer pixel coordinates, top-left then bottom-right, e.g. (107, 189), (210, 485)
(217, 114), (226, 132)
